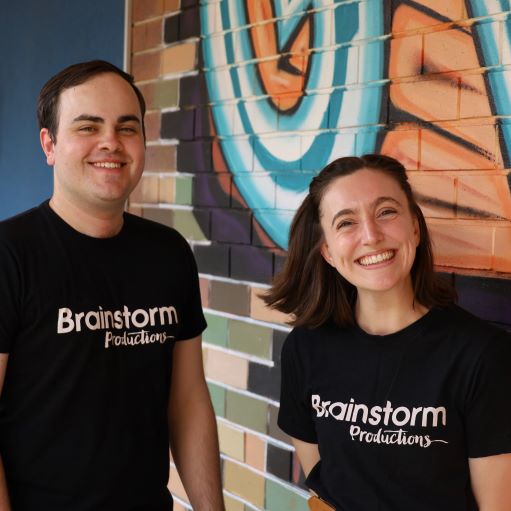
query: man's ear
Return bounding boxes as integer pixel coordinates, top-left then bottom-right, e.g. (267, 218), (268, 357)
(320, 241), (334, 267)
(40, 128), (55, 166)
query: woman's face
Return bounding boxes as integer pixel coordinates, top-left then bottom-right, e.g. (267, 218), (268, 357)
(319, 168), (420, 298)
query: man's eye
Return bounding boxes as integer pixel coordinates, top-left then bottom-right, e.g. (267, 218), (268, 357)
(78, 126), (96, 132)
(119, 126), (137, 134)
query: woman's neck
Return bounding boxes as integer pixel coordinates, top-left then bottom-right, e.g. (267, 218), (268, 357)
(355, 284), (428, 335)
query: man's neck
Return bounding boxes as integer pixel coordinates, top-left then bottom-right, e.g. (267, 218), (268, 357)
(49, 196), (125, 238)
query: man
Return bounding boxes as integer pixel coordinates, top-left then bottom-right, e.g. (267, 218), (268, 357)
(0, 60), (224, 511)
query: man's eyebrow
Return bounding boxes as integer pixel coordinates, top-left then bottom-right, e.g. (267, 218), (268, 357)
(330, 196), (402, 227)
(71, 114), (141, 124)
(72, 114), (104, 123)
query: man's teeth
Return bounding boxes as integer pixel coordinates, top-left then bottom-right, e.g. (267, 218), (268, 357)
(93, 162), (122, 168)
(358, 250), (395, 266)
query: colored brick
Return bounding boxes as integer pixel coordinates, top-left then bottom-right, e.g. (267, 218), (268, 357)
(193, 174), (231, 207)
(207, 382), (226, 417)
(194, 244), (230, 278)
(153, 79), (179, 109)
(245, 433), (266, 472)
(248, 362), (280, 401)
(392, 1), (464, 32)
(380, 129), (420, 170)
(164, 0), (180, 13)
(172, 209), (208, 241)
(132, 19), (162, 53)
(224, 494), (244, 511)
(408, 174), (456, 219)
(161, 109), (195, 140)
(141, 207), (173, 228)
(132, 51), (161, 82)
(164, 14), (180, 44)
(178, 140), (213, 172)
(265, 479), (309, 511)
(132, 0), (164, 22)
(268, 404), (290, 444)
(388, 34), (422, 79)
(158, 176), (175, 204)
(199, 277), (210, 308)
(211, 209), (252, 244)
(217, 421), (245, 461)
(209, 281), (251, 316)
(428, 220), (493, 270)
(145, 145), (176, 171)
(226, 391), (268, 434)
(493, 225), (511, 272)
(175, 176), (192, 204)
(180, 7), (201, 40)
(224, 460), (265, 508)
(179, 73), (208, 107)
(267, 443), (293, 481)
(144, 111), (161, 142)
(204, 348), (249, 389)
(229, 320), (272, 359)
(130, 175), (159, 204)
(162, 42), (197, 74)
(459, 74), (493, 119)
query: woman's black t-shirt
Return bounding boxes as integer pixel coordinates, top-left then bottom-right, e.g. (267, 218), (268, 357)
(278, 305), (511, 511)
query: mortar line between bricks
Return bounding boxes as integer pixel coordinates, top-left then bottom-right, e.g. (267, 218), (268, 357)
(216, 416), (294, 452)
(220, 453), (310, 500)
(206, 378), (280, 407)
(204, 343), (274, 368)
(222, 489), (261, 511)
(202, 306), (291, 333)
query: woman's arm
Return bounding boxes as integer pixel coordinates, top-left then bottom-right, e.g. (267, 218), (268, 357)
(292, 437), (320, 477)
(469, 453), (511, 511)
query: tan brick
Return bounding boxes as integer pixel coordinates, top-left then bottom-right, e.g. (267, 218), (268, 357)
(218, 421), (245, 461)
(428, 220), (493, 270)
(168, 464), (188, 503)
(162, 42), (197, 75)
(493, 225), (511, 272)
(145, 145), (176, 171)
(158, 176), (175, 203)
(224, 494), (244, 511)
(132, 0), (164, 22)
(245, 433), (265, 471)
(380, 130), (420, 171)
(132, 51), (161, 82)
(132, 19), (163, 53)
(223, 460), (265, 508)
(144, 111), (161, 141)
(390, 79), (458, 122)
(250, 287), (291, 325)
(408, 174), (456, 218)
(457, 174), (511, 220)
(164, 0), (180, 13)
(204, 349), (248, 389)
(459, 74), (493, 119)
(130, 175), (159, 203)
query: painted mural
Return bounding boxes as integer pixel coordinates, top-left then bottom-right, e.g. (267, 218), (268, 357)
(195, 0), (511, 323)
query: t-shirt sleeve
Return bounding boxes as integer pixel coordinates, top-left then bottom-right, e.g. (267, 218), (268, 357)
(465, 330), (511, 457)
(175, 235), (207, 341)
(0, 238), (21, 353)
(278, 329), (317, 443)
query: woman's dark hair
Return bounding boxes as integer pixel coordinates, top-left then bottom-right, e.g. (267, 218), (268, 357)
(37, 60), (146, 142)
(264, 154), (456, 328)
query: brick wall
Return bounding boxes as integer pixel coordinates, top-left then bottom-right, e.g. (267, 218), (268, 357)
(128, 1), (511, 509)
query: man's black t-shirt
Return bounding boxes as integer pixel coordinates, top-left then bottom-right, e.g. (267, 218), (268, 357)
(0, 202), (206, 510)
(278, 305), (511, 511)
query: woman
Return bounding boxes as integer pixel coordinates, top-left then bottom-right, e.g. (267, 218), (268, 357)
(264, 155), (511, 510)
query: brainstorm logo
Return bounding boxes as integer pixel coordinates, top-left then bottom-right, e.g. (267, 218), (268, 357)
(57, 306), (178, 349)
(312, 395), (449, 448)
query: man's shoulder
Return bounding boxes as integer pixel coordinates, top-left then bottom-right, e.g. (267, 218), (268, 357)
(0, 203), (46, 243)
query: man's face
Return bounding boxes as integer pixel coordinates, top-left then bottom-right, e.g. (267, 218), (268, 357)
(40, 72), (145, 214)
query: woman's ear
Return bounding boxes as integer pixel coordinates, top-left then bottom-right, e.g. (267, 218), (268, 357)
(320, 241), (334, 267)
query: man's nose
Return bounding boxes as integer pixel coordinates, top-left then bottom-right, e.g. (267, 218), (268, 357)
(98, 129), (122, 151)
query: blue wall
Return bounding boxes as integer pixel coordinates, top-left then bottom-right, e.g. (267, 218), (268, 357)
(0, 0), (125, 220)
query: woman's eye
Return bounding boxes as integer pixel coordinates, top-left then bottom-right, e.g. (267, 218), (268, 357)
(336, 220), (354, 230)
(379, 208), (397, 217)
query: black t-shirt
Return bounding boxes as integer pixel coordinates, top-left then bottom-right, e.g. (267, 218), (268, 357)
(0, 202), (206, 511)
(278, 305), (511, 511)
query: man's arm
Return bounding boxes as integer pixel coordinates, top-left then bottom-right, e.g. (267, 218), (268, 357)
(0, 354), (11, 510)
(469, 453), (511, 510)
(168, 336), (224, 510)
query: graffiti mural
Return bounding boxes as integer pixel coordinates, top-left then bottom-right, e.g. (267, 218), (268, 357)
(193, 0), (511, 322)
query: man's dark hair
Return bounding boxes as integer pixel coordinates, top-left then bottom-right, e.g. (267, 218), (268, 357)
(37, 60), (146, 142)
(264, 154), (456, 328)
